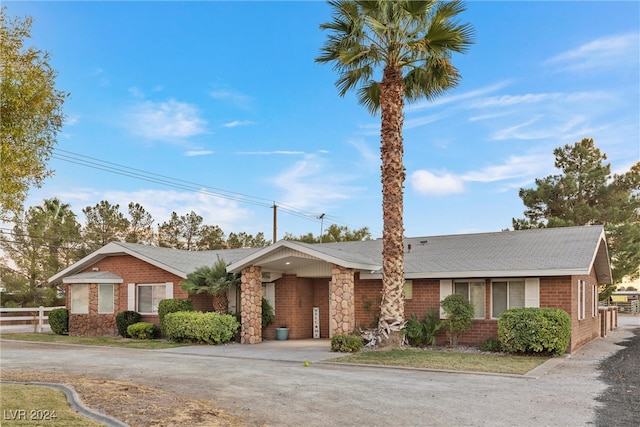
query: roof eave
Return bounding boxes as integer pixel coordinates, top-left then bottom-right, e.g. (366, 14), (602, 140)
(227, 240), (381, 273)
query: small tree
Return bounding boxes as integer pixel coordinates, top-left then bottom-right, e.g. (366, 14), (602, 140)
(440, 294), (474, 346)
(180, 260), (239, 313)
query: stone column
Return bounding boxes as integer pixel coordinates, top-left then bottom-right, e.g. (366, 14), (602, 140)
(240, 265), (262, 344)
(330, 264), (355, 337)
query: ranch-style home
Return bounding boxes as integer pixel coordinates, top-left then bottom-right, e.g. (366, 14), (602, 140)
(49, 225), (613, 352)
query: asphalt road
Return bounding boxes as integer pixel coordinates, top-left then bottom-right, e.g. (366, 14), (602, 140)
(2, 317), (639, 427)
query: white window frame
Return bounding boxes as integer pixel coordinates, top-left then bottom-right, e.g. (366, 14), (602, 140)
(592, 284), (598, 318)
(403, 280), (413, 300)
(70, 284), (89, 314)
(453, 280), (485, 319)
(577, 280), (586, 321)
(137, 284), (167, 314)
(263, 282), (275, 315)
(491, 279), (526, 319)
(98, 284), (114, 314)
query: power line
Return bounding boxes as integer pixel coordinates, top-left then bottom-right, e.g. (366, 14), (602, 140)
(51, 148), (363, 231)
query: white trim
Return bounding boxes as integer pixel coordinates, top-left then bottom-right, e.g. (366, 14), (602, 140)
(439, 279), (453, 318)
(98, 284), (115, 314)
(128, 283), (135, 311)
(524, 278), (540, 307)
(165, 282), (173, 299)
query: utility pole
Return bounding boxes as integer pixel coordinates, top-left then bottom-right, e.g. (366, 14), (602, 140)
(319, 213), (325, 243)
(272, 203), (277, 243)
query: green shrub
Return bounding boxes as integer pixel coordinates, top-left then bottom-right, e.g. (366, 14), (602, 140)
(116, 311), (141, 338)
(157, 299), (194, 332)
(498, 308), (571, 356)
(48, 308), (68, 335)
(479, 338), (503, 352)
(441, 294), (474, 346)
(262, 297), (274, 329)
(404, 308), (442, 347)
(330, 333), (363, 353)
(164, 311), (239, 344)
(127, 322), (158, 340)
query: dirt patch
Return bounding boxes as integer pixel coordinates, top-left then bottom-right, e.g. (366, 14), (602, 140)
(1, 370), (250, 427)
(595, 328), (640, 427)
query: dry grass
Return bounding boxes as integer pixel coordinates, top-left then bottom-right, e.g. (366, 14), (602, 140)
(331, 348), (550, 375)
(0, 332), (188, 349)
(1, 383), (103, 427)
(1, 370), (250, 427)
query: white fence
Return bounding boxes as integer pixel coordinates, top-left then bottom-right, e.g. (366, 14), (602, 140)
(0, 306), (65, 333)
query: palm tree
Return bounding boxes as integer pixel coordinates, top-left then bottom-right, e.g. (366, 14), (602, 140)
(180, 259), (240, 313)
(316, 0), (473, 347)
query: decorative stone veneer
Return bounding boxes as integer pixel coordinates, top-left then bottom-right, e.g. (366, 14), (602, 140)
(68, 283), (119, 336)
(330, 264), (355, 337)
(240, 266), (262, 344)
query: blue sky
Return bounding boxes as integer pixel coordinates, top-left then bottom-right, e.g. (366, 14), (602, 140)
(7, 1), (640, 241)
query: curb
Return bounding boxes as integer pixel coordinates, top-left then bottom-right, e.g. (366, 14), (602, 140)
(1, 380), (128, 427)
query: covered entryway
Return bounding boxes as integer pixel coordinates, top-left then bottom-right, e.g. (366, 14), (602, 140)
(227, 240), (380, 344)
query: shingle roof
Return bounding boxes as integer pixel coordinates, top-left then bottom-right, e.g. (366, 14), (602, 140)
(49, 225), (611, 284)
(315, 225), (610, 280)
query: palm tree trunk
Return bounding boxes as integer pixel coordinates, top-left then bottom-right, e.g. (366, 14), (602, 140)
(378, 64), (405, 348)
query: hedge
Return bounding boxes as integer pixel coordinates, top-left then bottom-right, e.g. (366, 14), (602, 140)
(127, 322), (158, 340)
(164, 311), (239, 344)
(498, 307), (571, 356)
(48, 308), (69, 335)
(330, 333), (363, 353)
(158, 299), (194, 333)
(116, 311), (141, 338)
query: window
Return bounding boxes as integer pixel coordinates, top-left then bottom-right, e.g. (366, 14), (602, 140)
(454, 280), (485, 318)
(577, 280), (586, 320)
(403, 280), (413, 300)
(98, 284), (114, 314)
(592, 284), (598, 317)
(491, 280), (525, 318)
(71, 284), (89, 314)
(137, 284), (166, 314)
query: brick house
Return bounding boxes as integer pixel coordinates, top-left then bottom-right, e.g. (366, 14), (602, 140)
(49, 225), (612, 352)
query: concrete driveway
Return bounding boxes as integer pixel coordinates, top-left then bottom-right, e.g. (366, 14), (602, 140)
(1, 315), (638, 426)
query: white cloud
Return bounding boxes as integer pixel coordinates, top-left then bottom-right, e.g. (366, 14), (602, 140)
(410, 170), (465, 196)
(410, 153), (553, 197)
(128, 87), (145, 98)
(103, 189), (253, 232)
(347, 138), (378, 164)
(462, 154), (550, 183)
(210, 89), (253, 109)
(545, 33), (640, 73)
(127, 99), (207, 141)
(406, 81), (511, 112)
(237, 150), (304, 155)
(271, 154), (361, 211)
(184, 150), (213, 157)
(223, 120), (254, 128)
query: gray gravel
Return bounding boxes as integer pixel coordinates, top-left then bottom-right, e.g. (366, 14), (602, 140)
(1, 316), (638, 427)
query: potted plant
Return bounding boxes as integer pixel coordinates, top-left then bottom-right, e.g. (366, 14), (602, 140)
(276, 325), (289, 340)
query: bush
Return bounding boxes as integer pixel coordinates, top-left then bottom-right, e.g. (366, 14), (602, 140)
(158, 299), (194, 332)
(498, 308), (571, 356)
(440, 294), (474, 346)
(262, 297), (274, 329)
(127, 322), (158, 340)
(164, 311), (239, 344)
(331, 333), (363, 353)
(404, 308), (442, 347)
(479, 338), (503, 352)
(48, 308), (68, 335)
(116, 311), (141, 338)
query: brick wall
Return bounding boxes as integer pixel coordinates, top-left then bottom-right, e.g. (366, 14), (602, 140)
(87, 255), (187, 312)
